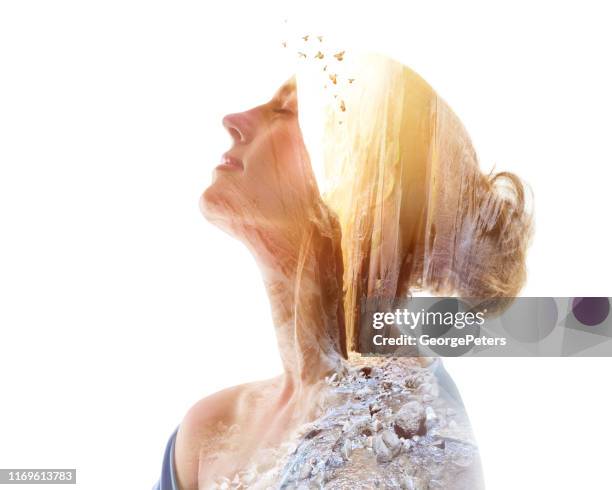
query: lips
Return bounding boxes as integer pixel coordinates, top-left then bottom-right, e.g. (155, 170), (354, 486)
(216, 153), (244, 171)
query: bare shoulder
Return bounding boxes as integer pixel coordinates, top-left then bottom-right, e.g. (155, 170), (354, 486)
(173, 378), (279, 490)
(173, 384), (245, 490)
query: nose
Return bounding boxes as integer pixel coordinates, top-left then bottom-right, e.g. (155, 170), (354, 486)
(222, 112), (251, 144)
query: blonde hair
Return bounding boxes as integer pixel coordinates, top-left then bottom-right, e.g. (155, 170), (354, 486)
(300, 54), (533, 352)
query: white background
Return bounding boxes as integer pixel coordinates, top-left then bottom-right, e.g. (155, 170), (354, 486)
(1, 1), (611, 489)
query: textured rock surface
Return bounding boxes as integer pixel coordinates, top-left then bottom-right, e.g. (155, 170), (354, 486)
(212, 356), (483, 489)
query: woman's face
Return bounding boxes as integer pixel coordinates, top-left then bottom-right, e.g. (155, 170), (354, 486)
(201, 78), (318, 240)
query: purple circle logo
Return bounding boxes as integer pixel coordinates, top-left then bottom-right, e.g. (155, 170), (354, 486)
(572, 297), (610, 326)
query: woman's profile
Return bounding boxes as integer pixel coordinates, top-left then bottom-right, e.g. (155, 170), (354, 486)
(154, 52), (532, 490)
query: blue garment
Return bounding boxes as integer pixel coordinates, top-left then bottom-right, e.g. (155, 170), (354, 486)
(152, 359), (464, 490)
(152, 426), (179, 490)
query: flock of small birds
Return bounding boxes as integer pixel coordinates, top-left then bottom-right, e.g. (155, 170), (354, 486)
(281, 24), (354, 119)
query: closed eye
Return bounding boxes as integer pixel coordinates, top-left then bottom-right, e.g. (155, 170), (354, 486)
(273, 107), (294, 115)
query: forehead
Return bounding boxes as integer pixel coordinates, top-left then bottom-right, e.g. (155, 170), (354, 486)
(272, 77), (297, 101)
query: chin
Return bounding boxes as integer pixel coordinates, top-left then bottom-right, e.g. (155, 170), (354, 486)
(199, 185), (234, 233)
(199, 186), (219, 220)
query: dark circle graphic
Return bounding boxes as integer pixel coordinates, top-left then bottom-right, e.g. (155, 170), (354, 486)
(572, 297), (610, 326)
(501, 298), (558, 343)
(425, 298), (478, 357)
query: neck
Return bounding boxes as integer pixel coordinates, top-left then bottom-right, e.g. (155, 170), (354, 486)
(250, 220), (347, 393)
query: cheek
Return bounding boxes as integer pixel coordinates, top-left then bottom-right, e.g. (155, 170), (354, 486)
(274, 126), (317, 204)
(275, 124), (308, 172)
(249, 123), (310, 189)
(201, 121), (315, 229)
